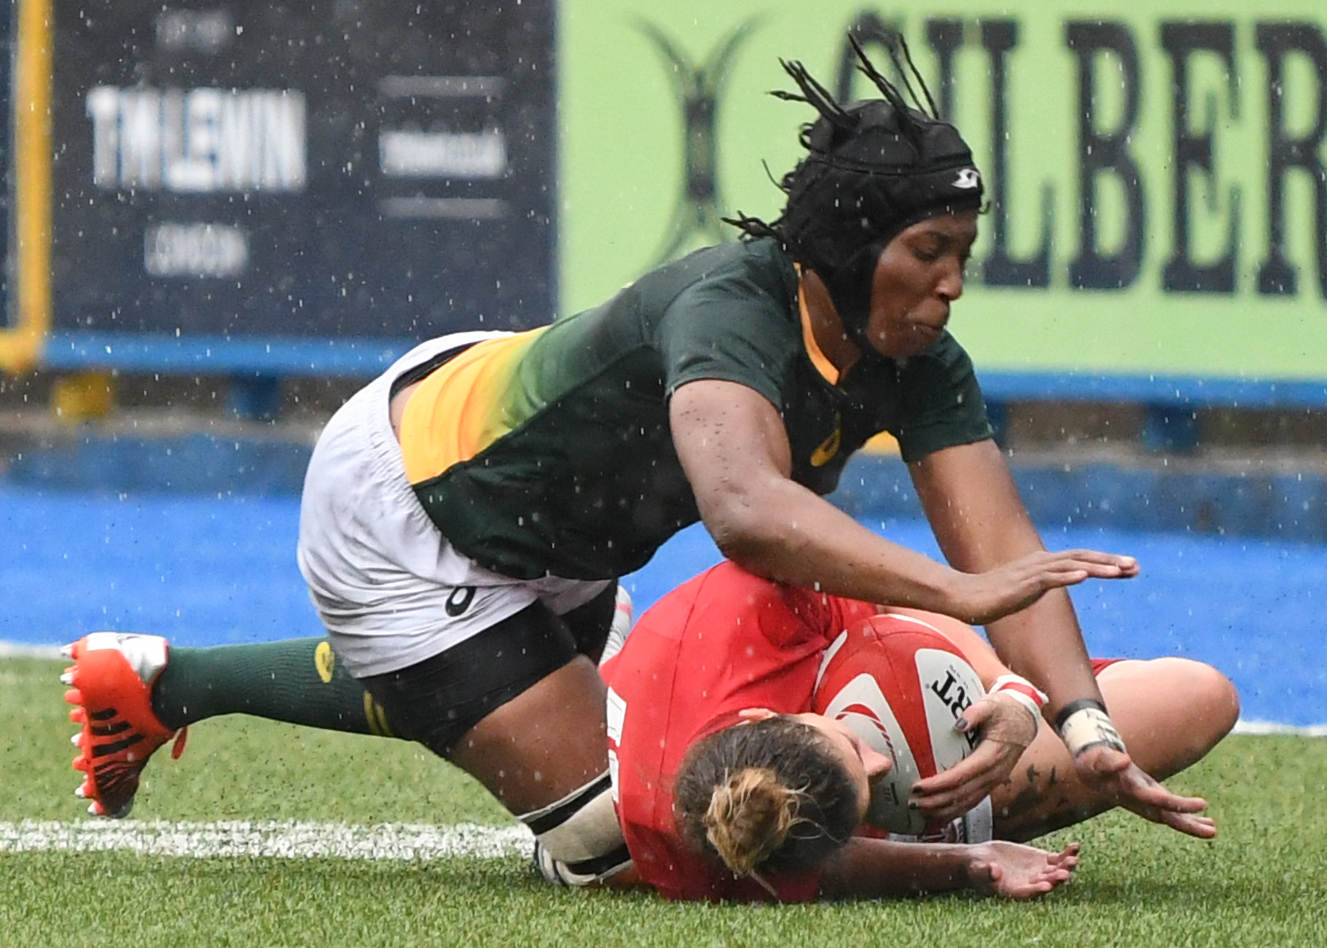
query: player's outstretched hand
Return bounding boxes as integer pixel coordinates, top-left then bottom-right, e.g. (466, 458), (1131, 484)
(1074, 746), (1216, 839)
(911, 692), (1037, 823)
(949, 550), (1139, 625)
(967, 841), (1080, 899)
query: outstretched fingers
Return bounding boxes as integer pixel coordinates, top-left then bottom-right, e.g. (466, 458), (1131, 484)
(1042, 549), (1139, 582)
(1159, 810), (1218, 839)
(958, 549), (1140, 624)
(1127, 775), (1210, 814)
(1118, 769), (1216, 839)
(974, 842), (1080, 899)
(1079, 754), (1218, 839)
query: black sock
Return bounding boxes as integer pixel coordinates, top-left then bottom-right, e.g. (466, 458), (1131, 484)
(150, 637), (397, 738)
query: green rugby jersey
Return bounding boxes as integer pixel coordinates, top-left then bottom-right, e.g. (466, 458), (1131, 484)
(407, 237), (992, 580)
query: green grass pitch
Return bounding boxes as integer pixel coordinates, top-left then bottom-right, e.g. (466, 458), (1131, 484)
(2, 655), (1325, 948)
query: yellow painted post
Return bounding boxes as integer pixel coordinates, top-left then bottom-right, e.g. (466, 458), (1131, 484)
(50, 370), (116, 422)
(0, 0), (53, 375)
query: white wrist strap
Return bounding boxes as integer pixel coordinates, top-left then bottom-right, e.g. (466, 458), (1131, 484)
(1057, 702), (1127, 757)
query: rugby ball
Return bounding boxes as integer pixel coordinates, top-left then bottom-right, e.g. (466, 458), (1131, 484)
(812, 612), (986, 838)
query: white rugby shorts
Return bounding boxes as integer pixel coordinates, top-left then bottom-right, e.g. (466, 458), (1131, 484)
(296, 332), (611, 678)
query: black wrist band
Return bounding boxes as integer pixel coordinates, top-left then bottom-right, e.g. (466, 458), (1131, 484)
(1054, 698), (1108, 733)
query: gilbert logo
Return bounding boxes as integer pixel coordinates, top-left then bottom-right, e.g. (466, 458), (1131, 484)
(952, 168), (981, 189)
(929, 665), (980, 750)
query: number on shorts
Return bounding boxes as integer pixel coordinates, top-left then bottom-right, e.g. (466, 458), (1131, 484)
(445, 585), (477, 617)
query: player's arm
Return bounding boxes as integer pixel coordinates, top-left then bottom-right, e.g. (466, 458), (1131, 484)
(908, 440), (1211, 834)
(906, 438), (1104, 818)
(817, 836), (1080, 900)
(669, 379), (1134, 621)
(910, 439), (1109, 714)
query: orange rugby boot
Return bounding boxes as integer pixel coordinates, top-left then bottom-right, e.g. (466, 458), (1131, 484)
(61, 632), (187, 818)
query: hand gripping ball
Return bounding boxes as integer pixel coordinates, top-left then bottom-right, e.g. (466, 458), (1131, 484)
(812, 612), (987, 838)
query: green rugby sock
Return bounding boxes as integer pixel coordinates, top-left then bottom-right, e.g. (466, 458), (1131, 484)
(150, 637), (397, 738)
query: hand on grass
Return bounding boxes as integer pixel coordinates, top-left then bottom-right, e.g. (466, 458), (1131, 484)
(967, 841), (1080, 899)
(1074, 745), (1216, 839)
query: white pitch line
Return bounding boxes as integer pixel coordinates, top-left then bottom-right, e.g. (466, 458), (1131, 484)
(1232, 720), (1327, 738)
(0, 642), (63, 660)
(0, 820), (534, 861)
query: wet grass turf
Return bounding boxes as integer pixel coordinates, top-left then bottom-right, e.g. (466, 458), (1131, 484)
(3, 657), (1326, 947)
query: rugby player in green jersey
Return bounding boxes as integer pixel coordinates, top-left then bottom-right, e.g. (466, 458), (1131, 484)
(61, 40), (1196, 886)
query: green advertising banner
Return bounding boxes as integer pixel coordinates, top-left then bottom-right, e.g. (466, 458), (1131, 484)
(560, 0), (1327, 382)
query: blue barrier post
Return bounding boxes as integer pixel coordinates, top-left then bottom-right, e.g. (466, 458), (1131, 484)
(227, 374), (283, 422)
(1140, 403), (1201, 453)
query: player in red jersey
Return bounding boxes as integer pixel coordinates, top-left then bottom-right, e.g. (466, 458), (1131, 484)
(601, 561), (1237, 901)
(59, 557), (1235, 900)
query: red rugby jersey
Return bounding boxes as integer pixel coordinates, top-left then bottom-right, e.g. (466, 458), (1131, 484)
(600, 561), (877, 902)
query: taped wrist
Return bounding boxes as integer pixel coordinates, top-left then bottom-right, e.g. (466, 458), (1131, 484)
(990, 674), (1047, 735)
(520, 771), (632, 886)
(1055, 699), (1127, 757)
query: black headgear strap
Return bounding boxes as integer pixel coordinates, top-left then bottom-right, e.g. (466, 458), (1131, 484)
(729, 35), (984, 359)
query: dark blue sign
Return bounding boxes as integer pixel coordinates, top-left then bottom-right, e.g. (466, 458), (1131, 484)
(48, 0), (555, 367)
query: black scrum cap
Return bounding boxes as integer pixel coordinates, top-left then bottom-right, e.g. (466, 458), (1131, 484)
(731, 35), (984, 357)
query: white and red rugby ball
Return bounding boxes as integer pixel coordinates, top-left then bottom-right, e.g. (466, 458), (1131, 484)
(812, 612), (986, 838)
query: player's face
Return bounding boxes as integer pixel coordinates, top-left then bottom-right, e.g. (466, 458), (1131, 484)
(789, 712), (893, 821)
(864, 210), (978, 360)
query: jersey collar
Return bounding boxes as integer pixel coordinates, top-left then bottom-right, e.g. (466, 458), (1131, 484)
(796, 266), (842, 387)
